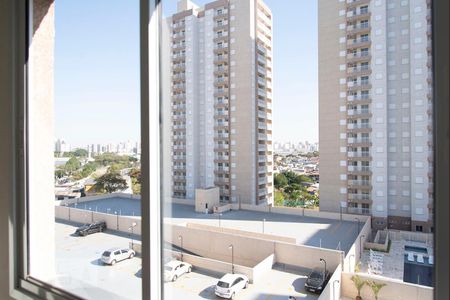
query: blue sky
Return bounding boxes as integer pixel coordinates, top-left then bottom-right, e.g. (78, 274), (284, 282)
(55, 0), (318, 146)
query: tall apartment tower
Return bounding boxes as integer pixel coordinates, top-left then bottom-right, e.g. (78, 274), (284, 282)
(319, 0), (433, 232)
(169, 0), (274, 205)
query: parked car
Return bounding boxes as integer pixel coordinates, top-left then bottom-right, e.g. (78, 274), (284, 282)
(74, 221), (106, 236)
(101, 248), (135, 265)
(163, 260), (192, 282)
(304, 269), (330, 294)
(215, 273), (249, 299)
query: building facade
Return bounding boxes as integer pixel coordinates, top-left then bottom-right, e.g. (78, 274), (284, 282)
(168, 0), (273, 205)
(319, 0), (433, 231)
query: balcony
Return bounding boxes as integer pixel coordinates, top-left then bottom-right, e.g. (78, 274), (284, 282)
(214, 55), (228, 64)
(214, 121), (229, 129)
(173, 135), (186, 141)
(346, 9), (371, 22)
(214, 21), (228, 31)
(347, 66), (371, 76)
(172, 144), (186, 150)
(214, 88), (228, 97)
(214, 167), (230, 173)
(213, 32), (229, 42)
(172, 165), (186, 170)
(214, 77), (228, 86)
(347, 108), (371, 118)
(172, 63), (186, 71)
(172, 53), (186, 62)
(214, 65), (228, 76)
(172, 104), (186, 111)
(172, 32), (186, 41)
(214, 133), (229, 140)
(347, 37), (371, 49)
(347, 137), (371, 145)
(347, 95), (371, 104)
(214, 155), (229, 161)
(172, 93), (186, 101)
(173, 155), (186, 161)
(214, 144), (229, 151)
(172, 73), (185, 82)
(347, 165), (372, 174)
(348, 180), (372, 189)
(215, 98), (229, 108)
(214, 9), (228, 20)
(347, 193), (371, 202)
(347, 207), (371, 215)
(347, 51), (371, 63)
(346, 0), (370, 8)
(347, 151), (370, 158)
(214, 44), (229, 54)
(172, 83), (186, 92)
(172, 114), (186, 121)
(346, 23), (371, 36)
(347, 81), (371, 91)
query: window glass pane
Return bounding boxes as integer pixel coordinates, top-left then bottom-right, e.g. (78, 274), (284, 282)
(28, 0), (141, 298)
(160, 0), (434, 299)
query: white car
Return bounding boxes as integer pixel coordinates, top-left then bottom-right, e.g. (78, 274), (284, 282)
(101, 247), (135, 265)
(215, 273), (249, 299)
(163, 260), (192, 282)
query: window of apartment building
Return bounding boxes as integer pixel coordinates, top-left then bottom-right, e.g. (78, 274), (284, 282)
(4, 0), (449, 300)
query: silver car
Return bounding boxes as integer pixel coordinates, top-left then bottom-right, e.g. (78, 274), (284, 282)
(101, 247), (135, 265)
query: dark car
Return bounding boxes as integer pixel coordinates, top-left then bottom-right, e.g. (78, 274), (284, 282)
(74, 221), (106, 236)
(304, 269), (331, 294)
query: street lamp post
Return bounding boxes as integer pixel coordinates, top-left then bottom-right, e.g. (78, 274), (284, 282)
(218, 213), (222, 227)
(128, 222), (137, 249)
(262, 218), (266, 233)
(228, 244), (234, 274)
(319, 258), (327, 280)
(333, 280), (340, 300)
(178, 235), (183, 261)
(349, 254), (355, 272)
(359, 234), (365, 258)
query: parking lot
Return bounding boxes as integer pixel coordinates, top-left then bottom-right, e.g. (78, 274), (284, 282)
(53, 221), (320, 300)
(164, 265), (319, 300)
(52, 221), (142, 300)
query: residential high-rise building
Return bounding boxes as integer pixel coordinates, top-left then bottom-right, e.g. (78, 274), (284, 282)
(168, 0), (273, 205)
(319, 0), (433, 232)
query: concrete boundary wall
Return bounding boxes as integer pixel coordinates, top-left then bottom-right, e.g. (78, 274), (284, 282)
(341, 272), (433, 300)
(185, 223), (297, 244)
(343, 217), (371, 273)
(318, 265), (342, 300)
(165, 223), (343, 272)
(163, 249), (256, 282)
(388, 229), (433, 246)
(55, 205), (141, 235)
(274, 242), (343, 272)
(57, 192), (140, 206)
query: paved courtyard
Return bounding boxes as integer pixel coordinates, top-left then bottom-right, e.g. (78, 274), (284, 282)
(66, 198), (361, 253)
(52, 221), (322, 300)
(165, 203), (359, 253)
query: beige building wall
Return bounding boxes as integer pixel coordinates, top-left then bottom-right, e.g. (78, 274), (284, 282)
(318, 0), (347, 213)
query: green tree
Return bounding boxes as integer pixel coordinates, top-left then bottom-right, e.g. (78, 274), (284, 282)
(95, 172), (128, 193)
(274, 190), (284, 206)
(274, 173), (288, 189)
(72, 148), (89, 157)
(129, 168), (141, 195)
(64, 157), (81, 174)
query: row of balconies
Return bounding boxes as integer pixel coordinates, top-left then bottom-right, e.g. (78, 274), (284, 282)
(347, 193), (371, 201)
(172, 63), (186, 71)
(346, 22), (370, 36)
(215, 143), (229, 150)
(348, 179), (371, 187)
(347, 51), (371, 63)
(347, 108), (370, 116)
(173, 145), (186, 150)
(172, 114), (186, 121)
(172, 124), (186, 130)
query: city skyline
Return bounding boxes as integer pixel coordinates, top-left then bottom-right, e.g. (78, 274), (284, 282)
(54, 0), (318, 146)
